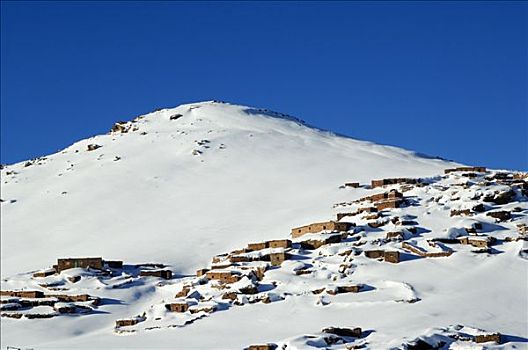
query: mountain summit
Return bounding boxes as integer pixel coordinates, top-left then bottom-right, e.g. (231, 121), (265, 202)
(0, 101), (455, 277)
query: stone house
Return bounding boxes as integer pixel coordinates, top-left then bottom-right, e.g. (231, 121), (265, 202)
(450, 209), (472, 217)
(291, 221), (351, 238)
(0, 290), (44, 298)
(189, 304), (216, 314)
(105, 260), (123, 269)
(32, 269), (56, 278)
(196, 268), (210, 277)
(205, 270), (241, 284)
(364, 250), (384, 259)
(55, 257), (104, 273)
(86, 144), (102, 151)
(139, 269), (172, 279)
(328, 285), (362, 294)
(322, 327), (362, 338)
(384, 251), (400, 263)
(267, 239), (292, 249)
(248, 344), (277, 350)
(115, 318), (141, 327)
(175, 286), (190, 298)
(474, 333), (501, 343)
(375, 199), (403, 211)
(386, 231), (404, 240)
(336, 212), (356, 220)
(165, 302), (189, 313)
(247, 242), (267, 251)
(371, 178), (417, 188)
(444, 166), (486, 174)
(486, 211), (511, 222)
(268, 252), (287, 266)
(299, 234), (342, 250)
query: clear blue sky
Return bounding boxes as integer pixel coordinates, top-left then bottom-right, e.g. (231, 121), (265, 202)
(1, 1), (527, 170)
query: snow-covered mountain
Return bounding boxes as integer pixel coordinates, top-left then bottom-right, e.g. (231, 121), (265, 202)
(0, 101), (454, 277)
(1, 101), (526, 349)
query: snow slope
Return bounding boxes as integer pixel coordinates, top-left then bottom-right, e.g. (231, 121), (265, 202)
(2, 101), (526, 349)
(1, 101), (455, 277)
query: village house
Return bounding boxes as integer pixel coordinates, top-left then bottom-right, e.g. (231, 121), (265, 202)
(32, 269), (56, 278)
(386, 231), (404, 240)
(401, 242), (453, 258)
(384, 251), (400, 263)
(444, 166), (487, 174)
(375, 199), (403, 211)
(486, 210), (511, 222)
(205, 270), (241, 284)
(364, 250), (384, 259)
(267, 239), (292, 249)
(358, 190), (403, 203)
(105, 260), (123, 269)
(189, 304), (216, 314)
(55, 257), (104, 273)
(175, 286), (191, 298)
(247, 242), (267, 251)
(115, 318), (141, 327)
(248, 344), (277, 350)
(165, 302), (189, 313)
(450, 209), (472, 217)
(458, 236), (495, 249)
(344, 182), (360, 188)
(139, 269), (172, 279)
(299, 234), (342, 250)
(268, 252), (287, 266)
(322, 327), (362, 338)
(371, 178), (417, 188)
(291, 221), (351, 238)
(327, 285), (362, 295)
(196, 268), (210, 277)
(475, 333), (501, 344)
(86, 144), (102, 151)
(336, 212), (356, 220)
(0, 290), (44, 298)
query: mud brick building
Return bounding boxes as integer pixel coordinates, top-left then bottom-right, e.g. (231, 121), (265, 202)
(189, 305), (216, 314)
(364, 250), (385, 259)
(115, 318), (141, 327)
(196, 268), (210, 277)
(105, 260), (123, 269)
(165, 302), (189, 312)
(475, 333), (501, 343)
(206, 270), (241, 284)
(291, 221), (351, 238)
(327, 285), (361, 294)
(450, 209), (472, 217)
(375, 199), (403, 211)
(267, 239), (292, 249)
(139, 269), (172, 279)
(371, 178), (417, 188)
(247, 242), (267, 251)
(444, 166), (487, 174)
(248, 344), (277, 350)
(55, 257), (104, 273)
(486, 211), (511, 222)
(0, 290), (44, 298)
(336, 212), (356, 220)
(299, 234), (342, 250)
(268, 252), (287, 266)
(32, 269), (56, 278)
(323, 327), (362, 338)
(384, 251), (400, 263)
